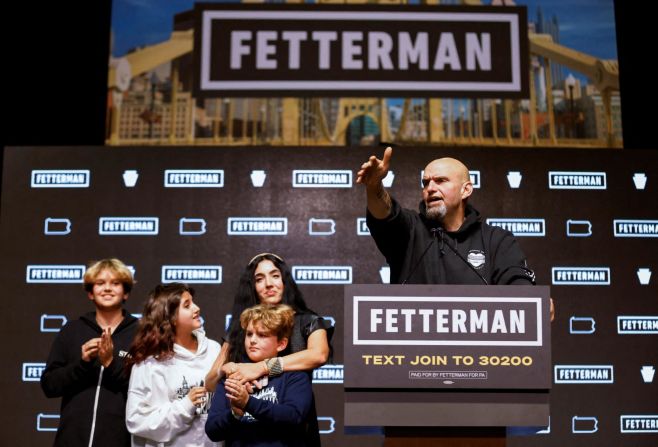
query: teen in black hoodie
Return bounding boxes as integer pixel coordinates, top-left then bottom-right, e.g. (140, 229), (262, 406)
(41, 258), (138, 446)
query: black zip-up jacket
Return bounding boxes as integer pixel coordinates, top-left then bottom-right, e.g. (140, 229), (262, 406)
(41, 310), (138, 447)
(366, 198), (535, 285)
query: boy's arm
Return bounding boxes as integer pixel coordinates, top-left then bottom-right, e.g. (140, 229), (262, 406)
(41, 327), (96, 397)
(205, 381), (240, 442)
(243, 372), (312, 424)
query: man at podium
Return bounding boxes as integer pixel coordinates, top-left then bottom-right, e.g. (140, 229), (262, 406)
(357, 147), (536, 287)
(353, 148), (552, 445)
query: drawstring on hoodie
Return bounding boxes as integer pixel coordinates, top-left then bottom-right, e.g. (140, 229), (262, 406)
(88, 365), (105, 447)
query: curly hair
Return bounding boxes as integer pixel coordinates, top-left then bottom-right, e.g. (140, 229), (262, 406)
(240, 304), (295, 341)
(226, 253), (310, 362)
(126, 283), (194, 369)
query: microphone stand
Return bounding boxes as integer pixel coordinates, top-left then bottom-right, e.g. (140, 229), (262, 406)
(401, 237), (435, 285)
(433, 228), (489, 285)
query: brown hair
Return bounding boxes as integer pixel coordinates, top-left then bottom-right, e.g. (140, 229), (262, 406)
(126, 283), (194, 369)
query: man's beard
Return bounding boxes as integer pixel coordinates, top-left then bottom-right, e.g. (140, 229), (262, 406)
(425, 202), (447, 222)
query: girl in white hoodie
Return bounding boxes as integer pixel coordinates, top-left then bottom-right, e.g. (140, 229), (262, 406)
(125, 283), (221, 447)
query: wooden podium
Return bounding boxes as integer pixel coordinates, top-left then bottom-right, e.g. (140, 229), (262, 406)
(343, 285), (551, 446)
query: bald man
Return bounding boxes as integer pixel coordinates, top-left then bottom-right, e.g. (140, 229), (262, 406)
(357, 147), (536, 286)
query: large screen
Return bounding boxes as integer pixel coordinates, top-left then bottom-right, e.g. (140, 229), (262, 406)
(106, 1), (621, 148)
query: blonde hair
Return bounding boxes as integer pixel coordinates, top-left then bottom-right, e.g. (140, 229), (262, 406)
(83, 258), (134, 293)
(240, 304), (295, 340)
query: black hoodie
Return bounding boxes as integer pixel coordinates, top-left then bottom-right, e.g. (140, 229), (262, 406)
(366, 197), (535, 285)
(41, 310), (138, 447)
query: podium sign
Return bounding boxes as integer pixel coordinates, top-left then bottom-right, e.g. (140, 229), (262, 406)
(344, 285), (551, 427)
(345, 284), (550, 389)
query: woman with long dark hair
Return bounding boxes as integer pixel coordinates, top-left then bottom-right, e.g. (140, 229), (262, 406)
(125, 283), (220, 447)
(205, 253), (333, 445)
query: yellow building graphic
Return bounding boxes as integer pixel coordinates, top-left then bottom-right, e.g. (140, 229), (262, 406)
(107, 2), (620, 148)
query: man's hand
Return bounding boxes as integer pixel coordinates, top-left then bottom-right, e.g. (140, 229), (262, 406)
(98, 327), (114, 367)
(356, 146), (393, 187)
(358, 147), (394, 219)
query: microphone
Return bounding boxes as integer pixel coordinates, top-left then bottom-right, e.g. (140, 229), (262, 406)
(401, 236), (436, 285)
(433, 228), (489, 285)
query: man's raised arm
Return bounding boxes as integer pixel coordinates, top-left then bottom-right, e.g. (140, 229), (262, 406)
(356, 146), (394, 219)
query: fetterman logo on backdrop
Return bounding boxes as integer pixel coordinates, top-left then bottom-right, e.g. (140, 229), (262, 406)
(356, 218), (370, 236)
(293, 266), (352, 284)
(227, 218), (288, 235)
(620, 415), (658, 433)
(31, 170), (90, 188)
(313, 364), (344, 384)
(554, 365), (614, 384)
(617, 316), (658, 334)
(164, 169), (224, 187)
(548, 171), (607, 190)
(22, 363), (46, 382)
(487, 218), (545, 237)
(161, 266), (223, 284)
(292, 170), (352, 188)
(551, 267), (610, 285)
(26, 265), (85, 283)
(613, 219), (658, 237)
(469, 171), (481, 189)
(99, 217), (159, 235)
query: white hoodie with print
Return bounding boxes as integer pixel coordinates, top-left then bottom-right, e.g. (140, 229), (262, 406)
(126, 330), (221, 447)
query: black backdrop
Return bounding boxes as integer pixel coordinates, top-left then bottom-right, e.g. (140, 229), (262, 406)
(2, 1), (657, 446)
(2, 145), (656, 446)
